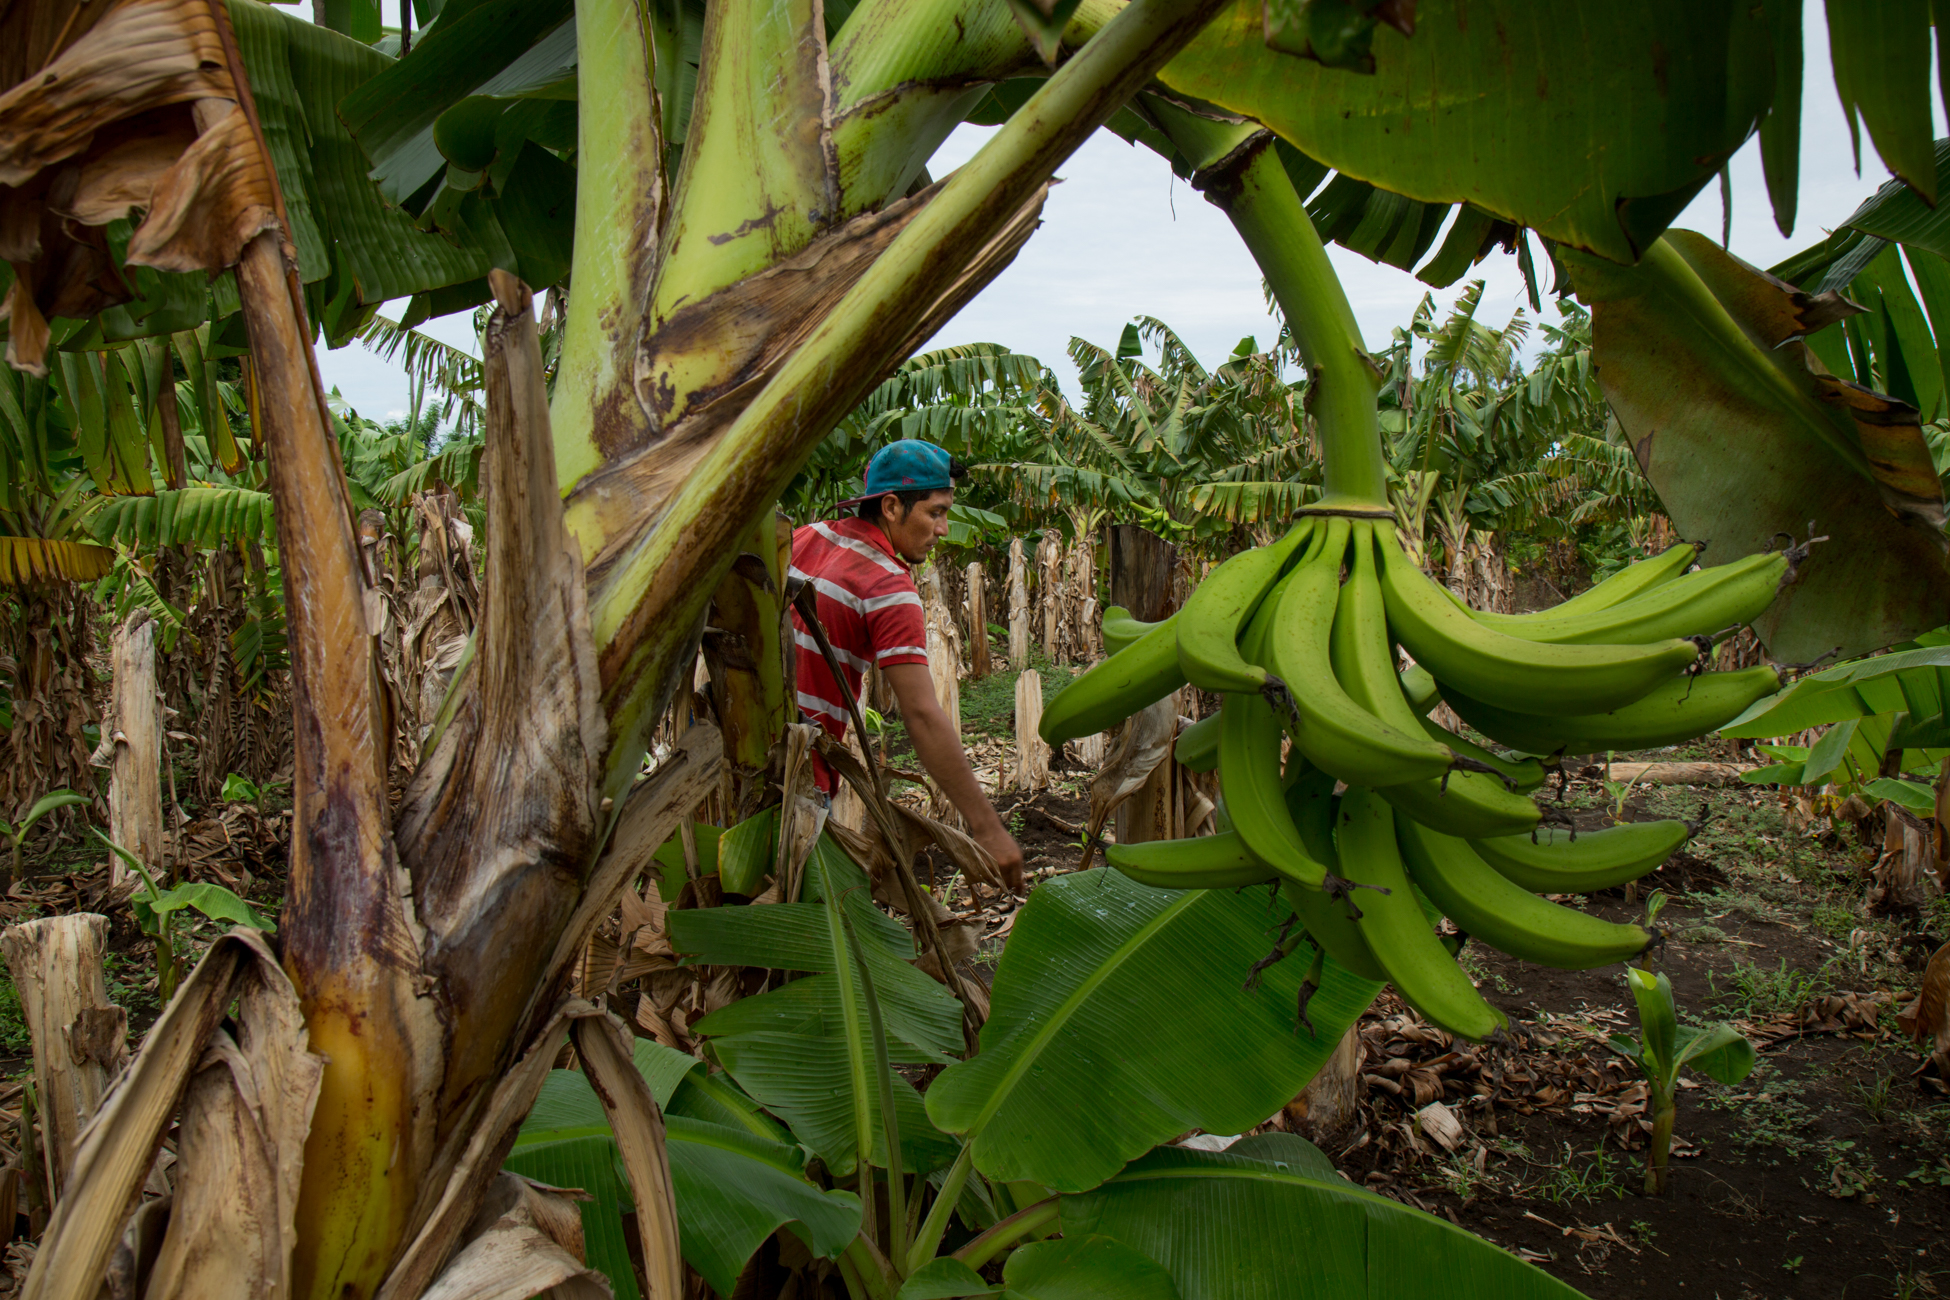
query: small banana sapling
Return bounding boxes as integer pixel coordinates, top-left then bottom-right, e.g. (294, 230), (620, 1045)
(1607, 897), (1757, 1194)
(95, 830), (275, 1001)
(0, 789), (91, 885)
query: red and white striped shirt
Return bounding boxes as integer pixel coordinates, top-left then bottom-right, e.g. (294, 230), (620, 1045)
(790, 519), (929, 776)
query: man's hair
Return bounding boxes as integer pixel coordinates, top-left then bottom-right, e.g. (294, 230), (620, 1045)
(855, 456), (967, 521)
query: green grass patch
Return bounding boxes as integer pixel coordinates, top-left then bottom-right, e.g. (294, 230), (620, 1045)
(0, 976), (29, 1056)
(1708, 957), (1832, 1020)
(960, 650), (1077, 740)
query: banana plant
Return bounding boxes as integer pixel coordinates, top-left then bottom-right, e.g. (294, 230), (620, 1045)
(0, 790), (89, 886)
(1725, 640), (1950, 816)
(1607, 960), (1755, 1196)
(96, 830), (276, 1002)
(520, 824), (1584, 1299)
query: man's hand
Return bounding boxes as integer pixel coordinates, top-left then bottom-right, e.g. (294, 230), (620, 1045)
(884, 663), (1027, 893)
(970, 817), (1026, 893)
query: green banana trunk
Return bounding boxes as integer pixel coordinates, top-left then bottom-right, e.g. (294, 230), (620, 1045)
(578, 0), (1236, 798)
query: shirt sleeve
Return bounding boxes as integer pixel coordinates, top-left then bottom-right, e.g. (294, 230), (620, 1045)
(866, 585), (929, 669)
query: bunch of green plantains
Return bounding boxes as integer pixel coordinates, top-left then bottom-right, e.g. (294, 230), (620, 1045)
(1043, 516), (1796, 1041)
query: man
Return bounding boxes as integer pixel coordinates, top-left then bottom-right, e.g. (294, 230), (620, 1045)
(790, 439), (1026, 890)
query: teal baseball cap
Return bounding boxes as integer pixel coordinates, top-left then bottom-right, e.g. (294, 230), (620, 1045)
(838, 440), (956, 507)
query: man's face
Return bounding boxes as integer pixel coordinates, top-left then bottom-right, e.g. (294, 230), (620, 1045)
(879, 489), (953, 563)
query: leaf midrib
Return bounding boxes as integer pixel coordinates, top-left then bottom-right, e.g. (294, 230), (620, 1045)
(964, 888), (1203, 1140)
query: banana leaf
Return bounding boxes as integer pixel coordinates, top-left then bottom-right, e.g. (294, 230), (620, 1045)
(1153, 0), (1773, 264)
(672, 833), (962, 1175)
(337, 0), (575, 205)
(1864, 775), (1939, 814)
(1806, 138), (1950, 265)
(651, 820), (724, 898)
(507, 1043), (860, 1298)
(1568, 230), (1950, 661)
(665, 1062), (793, 1143)
(228, 1), (523, 311)
(1828, 0), (1938, 206)
(716, 806), (778, 896)
(1061, 1133), (1586, 1299)
(994, 1235), (1182, 1299)
(92, 487), (276, 551)
(926, 870), (1382, 1194)
(1722, 646), (1950, 736)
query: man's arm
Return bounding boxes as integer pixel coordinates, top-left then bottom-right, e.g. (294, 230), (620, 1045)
(882, 662), (1025, 891)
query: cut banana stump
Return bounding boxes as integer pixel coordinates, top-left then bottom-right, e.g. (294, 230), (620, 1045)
(1056, 512), (1800, 1042)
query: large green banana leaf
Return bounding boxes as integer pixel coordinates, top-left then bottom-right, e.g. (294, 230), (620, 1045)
(506, 1039), (860, 1298)
(1061, 1133), (1587, 1300)
(1566, 229), (1950, 661)
(1152, 0), (1776, 265)
(91, 488), (276, 550)
(228, 1), (561, 337)
(671, 833), (963, 1176)
(926, 869), (1382, 1193)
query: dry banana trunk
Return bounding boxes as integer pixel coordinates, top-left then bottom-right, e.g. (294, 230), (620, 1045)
(1039, 534), (1063, 661)
(1285, 1023), (1363, 1142)
(965, 561), (992, 678)
(1014, 671), (1049, 792)
(1069, 532), (1100, 662)
(0, 914), (126, 1203)
(1007, 538), (1030, 670)
(106, 611), (165, 891)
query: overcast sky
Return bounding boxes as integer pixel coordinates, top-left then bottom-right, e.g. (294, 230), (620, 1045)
(313, 1), (1944, 422)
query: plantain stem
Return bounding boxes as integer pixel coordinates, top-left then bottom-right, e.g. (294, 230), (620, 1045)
(951, 1197), (1061, 1271)
(1193, 139), (1388, 508)
(1644, 1090), (1675, 1195)
(551, 0), (664, 496)
(906, 1142), (976, 1274)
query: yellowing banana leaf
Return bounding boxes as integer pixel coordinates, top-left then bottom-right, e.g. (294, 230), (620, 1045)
(1061, 1134), (1588, 1300)
(926, 870), (1382, 1194)
(1153, 0), (1773, 264)
(0, 537), (115, 584)
(1569, 230), (1950, 661)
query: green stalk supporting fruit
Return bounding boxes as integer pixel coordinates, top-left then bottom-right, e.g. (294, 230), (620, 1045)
(1201, 137), (1388, 509)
